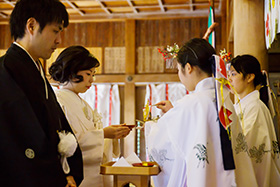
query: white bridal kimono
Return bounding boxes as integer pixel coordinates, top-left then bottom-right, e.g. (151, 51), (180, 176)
(233, 90), (280, 187)
(80, 84), (121, 187)
(55, 89), (104, 187)
(145, 77), (236, 187)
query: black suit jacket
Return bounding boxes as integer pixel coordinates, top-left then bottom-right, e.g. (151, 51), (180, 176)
(0, 44), (83, 186)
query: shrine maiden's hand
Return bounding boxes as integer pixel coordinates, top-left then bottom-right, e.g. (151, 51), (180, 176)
(103, 124), (131, 139)
(65, 176), (76, 187)
(156, 100), (173, 113)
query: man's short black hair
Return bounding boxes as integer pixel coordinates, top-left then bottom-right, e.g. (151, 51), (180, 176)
(10, 0), (69, 41)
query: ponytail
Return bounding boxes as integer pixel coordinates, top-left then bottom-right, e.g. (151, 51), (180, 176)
(259, 72), (269, 107)
(261, 70), (277, 118)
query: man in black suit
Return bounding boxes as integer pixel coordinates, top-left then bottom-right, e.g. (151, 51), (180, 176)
(0, 0), (83, 186)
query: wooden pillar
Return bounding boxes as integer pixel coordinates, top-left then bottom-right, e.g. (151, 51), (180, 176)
(234, 0), (268, 70)
(221, 0), (227, 50)
(226, 0), (234, 53)
(124, 19), (136, 157)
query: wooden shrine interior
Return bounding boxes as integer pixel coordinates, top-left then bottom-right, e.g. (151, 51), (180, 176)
(1, 0), (279, 159)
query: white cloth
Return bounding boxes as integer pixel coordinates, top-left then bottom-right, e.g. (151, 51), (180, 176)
(55, 89), (104, 187)
(145, 78), (236, 187)
(57, 131), (78, 174)
(265, 0), (278, 49)
(233, 90), (280, 187)
(278, 0), (280, 33)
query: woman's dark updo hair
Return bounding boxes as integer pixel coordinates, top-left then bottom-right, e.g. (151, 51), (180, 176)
(49, 45), (100, 83)
(176, 38), (216, 76)
(230, 55), (268, 107)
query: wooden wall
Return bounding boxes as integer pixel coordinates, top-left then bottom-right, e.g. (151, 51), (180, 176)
(0, 17), (223, 67)
(0, 24), (11, 50)
(269, 53), (280, 72)
(136, 17), (222, 50)
(61, 22), (126, 47)
(0, 17), (223, 49)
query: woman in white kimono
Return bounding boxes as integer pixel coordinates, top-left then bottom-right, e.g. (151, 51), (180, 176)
(228, 55), (280, 187)
(145, 38), (236, 187)
(49, 46), (131, 187)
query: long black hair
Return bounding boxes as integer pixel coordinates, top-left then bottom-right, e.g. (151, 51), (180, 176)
(49, 46), (100, 83)
(230, 55), (269, 107)
(176, 38), (216, 76)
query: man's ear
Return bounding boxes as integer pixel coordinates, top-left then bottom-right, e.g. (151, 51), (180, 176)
(246, 73), (255, 83)
(26, 17), (38, 35)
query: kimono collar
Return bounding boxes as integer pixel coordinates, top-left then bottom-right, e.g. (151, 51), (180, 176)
(239, 90), (259, 106)
(194, 77), (214, 93)
(13, 42), (48, 99)
(13, 42), (40, 70)
(58, 88), (82, 101)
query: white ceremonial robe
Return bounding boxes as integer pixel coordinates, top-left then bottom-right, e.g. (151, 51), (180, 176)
(145, 77), (236, 187)
(233, 90), (280, 187)
(55, 89), (104, 187)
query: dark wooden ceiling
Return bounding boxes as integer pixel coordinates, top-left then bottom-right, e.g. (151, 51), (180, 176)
(0, 0), (223, 23)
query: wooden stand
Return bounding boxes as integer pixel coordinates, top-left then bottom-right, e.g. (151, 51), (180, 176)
(100, 161), (160, 187)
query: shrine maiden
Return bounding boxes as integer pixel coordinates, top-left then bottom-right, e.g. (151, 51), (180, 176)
(228, 55), (280, 187)
(49, 46), (131, 187)
(145, 38), (236, 187)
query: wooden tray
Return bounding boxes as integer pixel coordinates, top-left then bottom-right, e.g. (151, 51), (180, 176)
(100, 161), (160, 176)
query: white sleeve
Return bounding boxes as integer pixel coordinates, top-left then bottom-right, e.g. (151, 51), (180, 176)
(167, 153), (187, 187)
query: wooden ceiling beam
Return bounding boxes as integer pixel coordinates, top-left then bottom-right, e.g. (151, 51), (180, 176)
(190, 0), (194, 11)
(0, 12), (7, 18)
(157, 0), (165, 12)
(77, 3), (215, 11)
(96, 0), (112, 14)
(126, 0), (138, 13)
(65, 0), (85, 16)
(66, 12), (219, 23)
(3, 0), (15, 7)
(0, 0), (223, 23)
(0, 8), (13, 11)
(80, 3), (210, 9)
(91, 74), (180, 83)
(68, 9), (210, 17)
(100, 0), (127, 1)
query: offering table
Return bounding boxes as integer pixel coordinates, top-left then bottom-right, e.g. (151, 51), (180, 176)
(100, 161), (160, 187)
